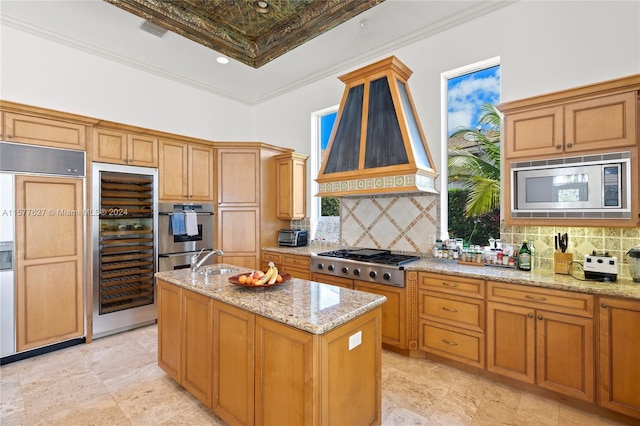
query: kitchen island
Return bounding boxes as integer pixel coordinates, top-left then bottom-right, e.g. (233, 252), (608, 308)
(154, 264), (386, 426)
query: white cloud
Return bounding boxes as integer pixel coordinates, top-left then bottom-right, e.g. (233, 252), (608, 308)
(447, 71), (500, 135)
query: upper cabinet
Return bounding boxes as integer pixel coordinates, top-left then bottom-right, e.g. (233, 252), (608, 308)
(2, 112), (88, 150)
(274, 152), (307, 220)
(503, 90), (637, 160)
(159, 139), (214, 202)
(92, 127), (158, 167)
(216, 148), (260, 206)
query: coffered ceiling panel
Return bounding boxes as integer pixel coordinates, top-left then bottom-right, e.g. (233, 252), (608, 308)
(105, 0), (384, 68)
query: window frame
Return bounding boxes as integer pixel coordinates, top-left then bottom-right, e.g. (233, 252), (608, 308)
(440, 56), (500, 240)
(310, 104), (339, 240)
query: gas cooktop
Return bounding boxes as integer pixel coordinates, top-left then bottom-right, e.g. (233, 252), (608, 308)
(315, 249), (419, 266)
(311, 249), (420, 288)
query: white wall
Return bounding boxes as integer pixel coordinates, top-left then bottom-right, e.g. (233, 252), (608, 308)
(2, 1), (638, 196)
(251, 1), (640, 210)
(0, 26), (253, 142)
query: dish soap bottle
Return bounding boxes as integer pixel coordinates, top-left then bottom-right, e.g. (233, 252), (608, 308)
(518, 241), (531, 271)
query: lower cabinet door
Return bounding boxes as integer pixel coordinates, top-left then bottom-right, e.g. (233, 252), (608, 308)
(15, 175), (84, 352)
(355, 280), (406, 349)
(599, 298), (640, 419)
(535, 310), (594, 402)
(487, 301), (536, 383)
(157, 280), (182, 382)
(255, 316), (315, 426)
(212, 301), (255, 426)
(182, 289), (213, 408)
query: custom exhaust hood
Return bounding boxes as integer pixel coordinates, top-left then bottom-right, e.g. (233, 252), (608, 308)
(316, 56), (438, 197)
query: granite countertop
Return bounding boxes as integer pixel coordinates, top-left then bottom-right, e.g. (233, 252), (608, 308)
(262, 245), (640, 300)
(154, 263), (386, 335)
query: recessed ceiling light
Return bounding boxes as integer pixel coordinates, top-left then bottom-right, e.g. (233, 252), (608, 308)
(253, 1), (270, 14)
(216, 57), (229, 64)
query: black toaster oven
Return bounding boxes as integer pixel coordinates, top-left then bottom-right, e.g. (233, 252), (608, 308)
(278, 229), (308, 247)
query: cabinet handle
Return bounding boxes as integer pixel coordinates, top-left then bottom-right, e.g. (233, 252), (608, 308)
(442, 339), (458, 346)
(442, 282), (458, 288)
(566, 143), (573, 148)
(555, 144), (561, 149)
(441, 306), (458, 313)
(527, 313), (534, 318)
(537, 315), (544, 320)
(601, 303), (608, 309)
(525, 295), (547, 301)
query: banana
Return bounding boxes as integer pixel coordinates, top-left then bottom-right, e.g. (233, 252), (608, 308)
(255, 263), (275, 285)
(268, 266), (278, 284)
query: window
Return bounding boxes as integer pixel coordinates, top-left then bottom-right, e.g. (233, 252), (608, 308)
(310, 106), (340, 242)
(441, 58), (501, 245)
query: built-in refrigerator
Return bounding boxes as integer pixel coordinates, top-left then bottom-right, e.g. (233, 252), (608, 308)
(91, 163), (158, 338)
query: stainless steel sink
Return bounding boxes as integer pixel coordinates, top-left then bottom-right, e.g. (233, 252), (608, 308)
(198, 267), (237, 275)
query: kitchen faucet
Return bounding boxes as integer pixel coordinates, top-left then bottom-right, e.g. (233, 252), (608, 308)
(191, 248), (224, 274)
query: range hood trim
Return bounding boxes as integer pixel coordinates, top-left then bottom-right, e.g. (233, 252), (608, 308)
(316, 56), (438, 197)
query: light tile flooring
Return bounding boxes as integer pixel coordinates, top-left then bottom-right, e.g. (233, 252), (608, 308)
(0, 324), (630, 426)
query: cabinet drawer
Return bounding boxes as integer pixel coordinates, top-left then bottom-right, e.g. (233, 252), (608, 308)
(487, 281), (594, 318)
(262, 251), (282, 264)
(283, 254), (310, 269)
(311, 273), (353, 289)
(285, 267), (311, 280)
(418, 272), (484, 299)
(419, 320), (485, 369)
(419, 291), (484, 332)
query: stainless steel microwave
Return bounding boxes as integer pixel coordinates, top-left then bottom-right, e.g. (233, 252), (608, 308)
(511, 152), (631, 219)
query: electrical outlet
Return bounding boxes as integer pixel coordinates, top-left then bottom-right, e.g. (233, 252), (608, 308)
(348, 331), (362, 351)
(428, 234), (436, 244)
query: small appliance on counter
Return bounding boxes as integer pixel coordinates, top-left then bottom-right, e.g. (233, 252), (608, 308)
(627, 247), (640, 282)
(278, 229), (308, 247)
(584, 252), (618, 282)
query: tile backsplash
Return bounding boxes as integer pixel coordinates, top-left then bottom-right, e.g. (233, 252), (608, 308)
(500, 223), (640, 279)
(340, 192), (439, 253)
(292, 194), (640, 279)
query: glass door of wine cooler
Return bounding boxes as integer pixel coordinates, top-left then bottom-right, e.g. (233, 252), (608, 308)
(92, 163), (158, 338)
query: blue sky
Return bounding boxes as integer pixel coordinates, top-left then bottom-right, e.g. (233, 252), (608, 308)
(447, 65), (500, 136)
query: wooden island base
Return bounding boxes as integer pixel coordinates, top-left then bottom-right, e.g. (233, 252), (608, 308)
(157, 278), (383, 426)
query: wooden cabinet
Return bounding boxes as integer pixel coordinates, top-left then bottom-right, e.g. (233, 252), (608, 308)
(261, 251), (311, 280)
(2, 112), (87, 150)
(417, 272), (485, 368)
(14, 175), (85, 352)
(355, 280), (407, 350)
(311, 273), (353, 289)
(215, 144), (290, 269)
(92, 127), (158, 167)
(598, 297), (640, 419)
(157, 280), (182, 382)
(156, 278), (382, 426)
(274, 152), (308, 220)
(486, 281), (595, 402)
(282, 254), (311, 279)
(217, 148), (260, 206)
(503, 91), (637, 160)
(261, 251), (282, 271)
(182, 289), (213, 408)
(213, 301), (255, 426)
(255, 308), (382, 426)
(254, 316), (315, 426)
(159, 139), (214, 201)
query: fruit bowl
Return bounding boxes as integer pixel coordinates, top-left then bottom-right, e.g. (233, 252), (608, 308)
(228, 272), (292, 288)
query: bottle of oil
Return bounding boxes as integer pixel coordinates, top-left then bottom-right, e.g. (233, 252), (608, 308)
(518, 241), (531, 271)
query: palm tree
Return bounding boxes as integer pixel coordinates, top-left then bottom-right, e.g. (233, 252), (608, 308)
(448, 103), (501, 217)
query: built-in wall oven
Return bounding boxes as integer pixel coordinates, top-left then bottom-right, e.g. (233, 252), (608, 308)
(158, 203), (215, 271)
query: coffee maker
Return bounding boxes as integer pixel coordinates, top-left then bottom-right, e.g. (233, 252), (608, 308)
(627, 247), (640, 282)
